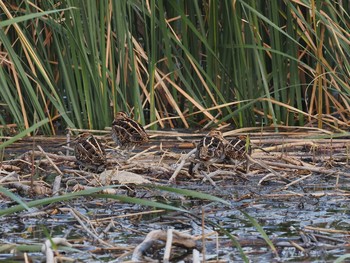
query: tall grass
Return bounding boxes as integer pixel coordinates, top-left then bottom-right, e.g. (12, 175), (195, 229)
(1, 0), (350, 134)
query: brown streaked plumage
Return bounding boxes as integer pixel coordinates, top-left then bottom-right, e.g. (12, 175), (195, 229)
(224, 135), (251, 161)
(195, 130), (226, 163)
(74, 133), (106, 171)
(189, 130), (226, 175)
(111, 111), (149, 150)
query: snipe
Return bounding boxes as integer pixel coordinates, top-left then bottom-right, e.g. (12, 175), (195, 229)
(195, 130), (226, 163)
(111, 111), (149, 150)
(224, 135), (251, 161)
(190, 130), (226, 175)
(223, 135), (251, 173)
(74, 133), (106, 172)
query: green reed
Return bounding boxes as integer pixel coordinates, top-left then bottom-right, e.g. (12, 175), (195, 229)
(1, 0), (350, 133)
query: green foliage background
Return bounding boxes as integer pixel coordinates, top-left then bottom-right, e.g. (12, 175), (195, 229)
(1, 0), (350, 134)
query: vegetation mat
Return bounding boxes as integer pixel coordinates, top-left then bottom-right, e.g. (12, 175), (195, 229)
(1, 129), (350, 262)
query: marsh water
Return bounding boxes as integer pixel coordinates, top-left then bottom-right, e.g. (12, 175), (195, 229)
(1, 132), (350, 262)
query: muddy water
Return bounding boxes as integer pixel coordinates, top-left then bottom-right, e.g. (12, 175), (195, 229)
(1, 134), (350, 262)
(1, 176), (349, 262)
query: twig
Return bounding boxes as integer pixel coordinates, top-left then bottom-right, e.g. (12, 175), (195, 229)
(199, 171), (217, 187)
(69, 208), (113, 247)
(91, 209), (165, 223)
(163, 229), (173, 263)
(282, 173), (313, 189)
(52, 175), (62, 196)
(193, 249), (201, 263)
(202, 112), (221, 130)
(0, 164), (21, 172)
(62, 168), (94, 177)
(67, 127), (110, 134)
(37, 145), (64, 176)
(289, 241), (305, 253)
(313, 233), (349, 243)
(304, 226), (350, 235)
(206, 170), (248, 182)
(260, 141), (318, 152)
(246, 155), (291, 184)
(132, 229), (197, 262)
(0, 171), (19, 183)
(262, 160), (350, 177)
(258, 173), (277, 185)
(201, 207), (206, 263)
(15, 150), (76, 163)
(128, 145), (157, 162)
(24, 252), (30, 263)
(41, 237), (72, 263)
(66, 130), (71, 156)
(168, 148), (196, 183)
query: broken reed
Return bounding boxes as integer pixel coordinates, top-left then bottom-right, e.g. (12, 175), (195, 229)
(1, 1), (350, 134)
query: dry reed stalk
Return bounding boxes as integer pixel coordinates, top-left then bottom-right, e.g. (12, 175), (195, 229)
(262, 160), (350, 177)
(69, 208), (113, 247)
(304, 226), (350, 235)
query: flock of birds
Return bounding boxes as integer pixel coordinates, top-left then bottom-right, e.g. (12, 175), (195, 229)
(74, 111), (148, 171)
(74, 112), (251, 173)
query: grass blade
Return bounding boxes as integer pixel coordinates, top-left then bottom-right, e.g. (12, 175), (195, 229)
(0, 186), (30, 211)
(0, 118), (49, 150)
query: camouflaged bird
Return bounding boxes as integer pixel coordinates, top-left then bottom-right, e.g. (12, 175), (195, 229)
(74, 133), (106, 172)
(195, 130), (226, 163)
(189, 130), (226, 175)
(111, 111), (149, 150)
(224, 135), (251, 162)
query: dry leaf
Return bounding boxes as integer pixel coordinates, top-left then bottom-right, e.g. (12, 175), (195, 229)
(99, 170), (151, 185)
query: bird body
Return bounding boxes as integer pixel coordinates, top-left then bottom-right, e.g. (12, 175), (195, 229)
(74, 133), (106, 171)
(195, 130), (226, 163)
(190, 130), (251, 175)
(224, 135), (251, 161)
(111, 112), (149, 150)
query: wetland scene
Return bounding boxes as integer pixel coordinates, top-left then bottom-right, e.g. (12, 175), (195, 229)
(1, 129), (350, 262)
(2, 1), (350, 262)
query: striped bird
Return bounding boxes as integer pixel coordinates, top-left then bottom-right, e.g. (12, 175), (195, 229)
(224, 135), (251, 161)
(74, 133), (106, 172)
(195, 130), (226, 163)
(111, 111), (149, 150)
(189, 130), (226, 175)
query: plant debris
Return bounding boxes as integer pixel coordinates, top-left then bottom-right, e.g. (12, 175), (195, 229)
(1, 129), (350, 262)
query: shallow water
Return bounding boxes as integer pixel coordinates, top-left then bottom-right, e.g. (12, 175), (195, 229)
(1, 180), (349, 262)
(1, 134), (350, 262)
